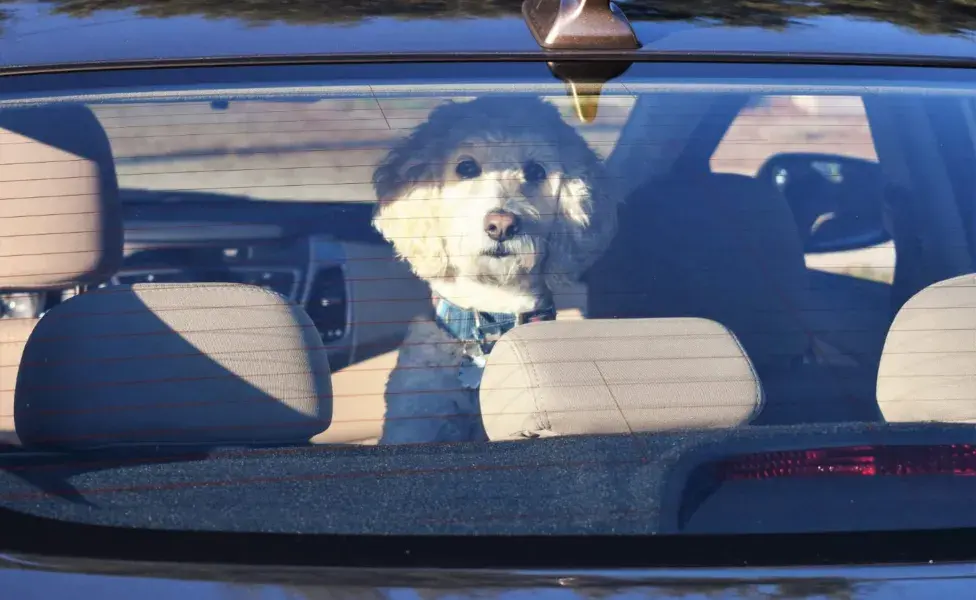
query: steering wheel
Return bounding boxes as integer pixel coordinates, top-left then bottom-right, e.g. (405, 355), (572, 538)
(758, 158), (839, 247)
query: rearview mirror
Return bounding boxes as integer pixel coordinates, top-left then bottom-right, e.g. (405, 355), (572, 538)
(756, 153), (890, 253)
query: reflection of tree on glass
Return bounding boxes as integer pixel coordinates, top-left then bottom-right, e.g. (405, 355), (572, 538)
(1, 0), (976, 34)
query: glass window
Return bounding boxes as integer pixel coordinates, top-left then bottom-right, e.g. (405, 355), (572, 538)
(712, 95), (894, 282)
(104, 95), (635, 203)
(1, 66), (974, 536)
(708, 94), (898, 375)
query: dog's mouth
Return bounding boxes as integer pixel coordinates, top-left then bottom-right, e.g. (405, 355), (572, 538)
(482, 233), (537, 259)
(482, 246), (512, 258)
(471, 238), (544, 285)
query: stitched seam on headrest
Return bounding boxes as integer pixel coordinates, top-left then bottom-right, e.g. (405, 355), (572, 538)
(515, 329), (551, 434)
(497, 330), (546, 436)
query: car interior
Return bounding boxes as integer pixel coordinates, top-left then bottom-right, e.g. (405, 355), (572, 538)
(0, 84), (973, 533)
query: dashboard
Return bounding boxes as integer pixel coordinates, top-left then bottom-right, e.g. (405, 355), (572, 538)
(1, 194), (430, 383)
(111, 231), (351, 357)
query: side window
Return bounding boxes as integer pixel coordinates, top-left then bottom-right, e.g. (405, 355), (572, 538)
(710, 95), (895, 287)
(710, 95), (877, 176)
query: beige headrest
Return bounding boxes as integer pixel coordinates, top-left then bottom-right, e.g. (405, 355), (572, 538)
(480, 317), (763, 440)
(878, 273), (976, 423)
(15, 283), (332, 449)
(0, 105), (123, 290)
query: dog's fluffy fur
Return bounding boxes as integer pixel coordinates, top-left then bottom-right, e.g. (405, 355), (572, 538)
(371, 96), (619, 444)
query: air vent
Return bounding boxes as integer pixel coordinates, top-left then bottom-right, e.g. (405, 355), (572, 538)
(235, 269), (297, 300)
(305, 266), (347, 344)
(114, 269), (298, 300)
(115, 271), (193, 285)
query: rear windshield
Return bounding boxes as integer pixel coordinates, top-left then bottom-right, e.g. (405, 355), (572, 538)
(1, 63), (974, 537)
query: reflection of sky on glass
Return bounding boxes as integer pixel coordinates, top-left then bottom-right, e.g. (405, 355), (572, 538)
(2, 2), (976, 66)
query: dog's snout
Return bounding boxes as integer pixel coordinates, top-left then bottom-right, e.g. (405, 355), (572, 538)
(483, 210), (520, 242)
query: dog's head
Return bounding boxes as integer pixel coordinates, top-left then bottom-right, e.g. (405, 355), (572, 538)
(372, 96), (619, 299)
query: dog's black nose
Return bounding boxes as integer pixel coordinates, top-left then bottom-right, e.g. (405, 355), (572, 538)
(484, 210), (520, 242)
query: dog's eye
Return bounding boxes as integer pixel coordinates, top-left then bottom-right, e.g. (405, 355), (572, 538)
(523, 161), (547, 184)
(455, 159), (482, 179)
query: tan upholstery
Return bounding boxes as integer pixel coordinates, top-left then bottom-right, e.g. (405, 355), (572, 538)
(479, 317), (763, 440)
(0, 318), (37, 445)
(0, 105), (123, 289)
(315, 349), (396, 445)
(15, 282), (332, 449)
(0, 104), (124, 445)
(317, 280), (591, 446)
(877, 273), (976, 423)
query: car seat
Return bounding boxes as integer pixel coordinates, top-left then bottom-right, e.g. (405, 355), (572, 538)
(586, 172), (882, 424)
(877, 272), (976, 424)
(479, 317), (764, 440)
(1, 105), (333, 450)
(0, 104), (123, 445)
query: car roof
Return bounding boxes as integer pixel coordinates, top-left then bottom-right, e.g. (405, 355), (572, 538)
(2, 0), (976, 71)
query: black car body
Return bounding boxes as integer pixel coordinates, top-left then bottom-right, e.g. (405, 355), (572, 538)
(0, 1), (974, 598)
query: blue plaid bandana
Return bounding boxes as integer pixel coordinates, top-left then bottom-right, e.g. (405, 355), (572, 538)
(433, 294), (557, 350)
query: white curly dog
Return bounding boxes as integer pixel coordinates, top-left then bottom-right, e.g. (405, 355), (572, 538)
(371, 96), (620, 445)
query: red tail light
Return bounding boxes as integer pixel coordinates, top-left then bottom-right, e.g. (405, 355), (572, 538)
(719, 444), (976, 480)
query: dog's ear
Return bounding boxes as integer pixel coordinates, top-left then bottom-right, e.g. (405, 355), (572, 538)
(544, 158), (620, 290)
(371, 186), (452, 281)
(372, 149), (452, 281)
(372, 102), (467, 281)
(372, 99), (461, 207)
